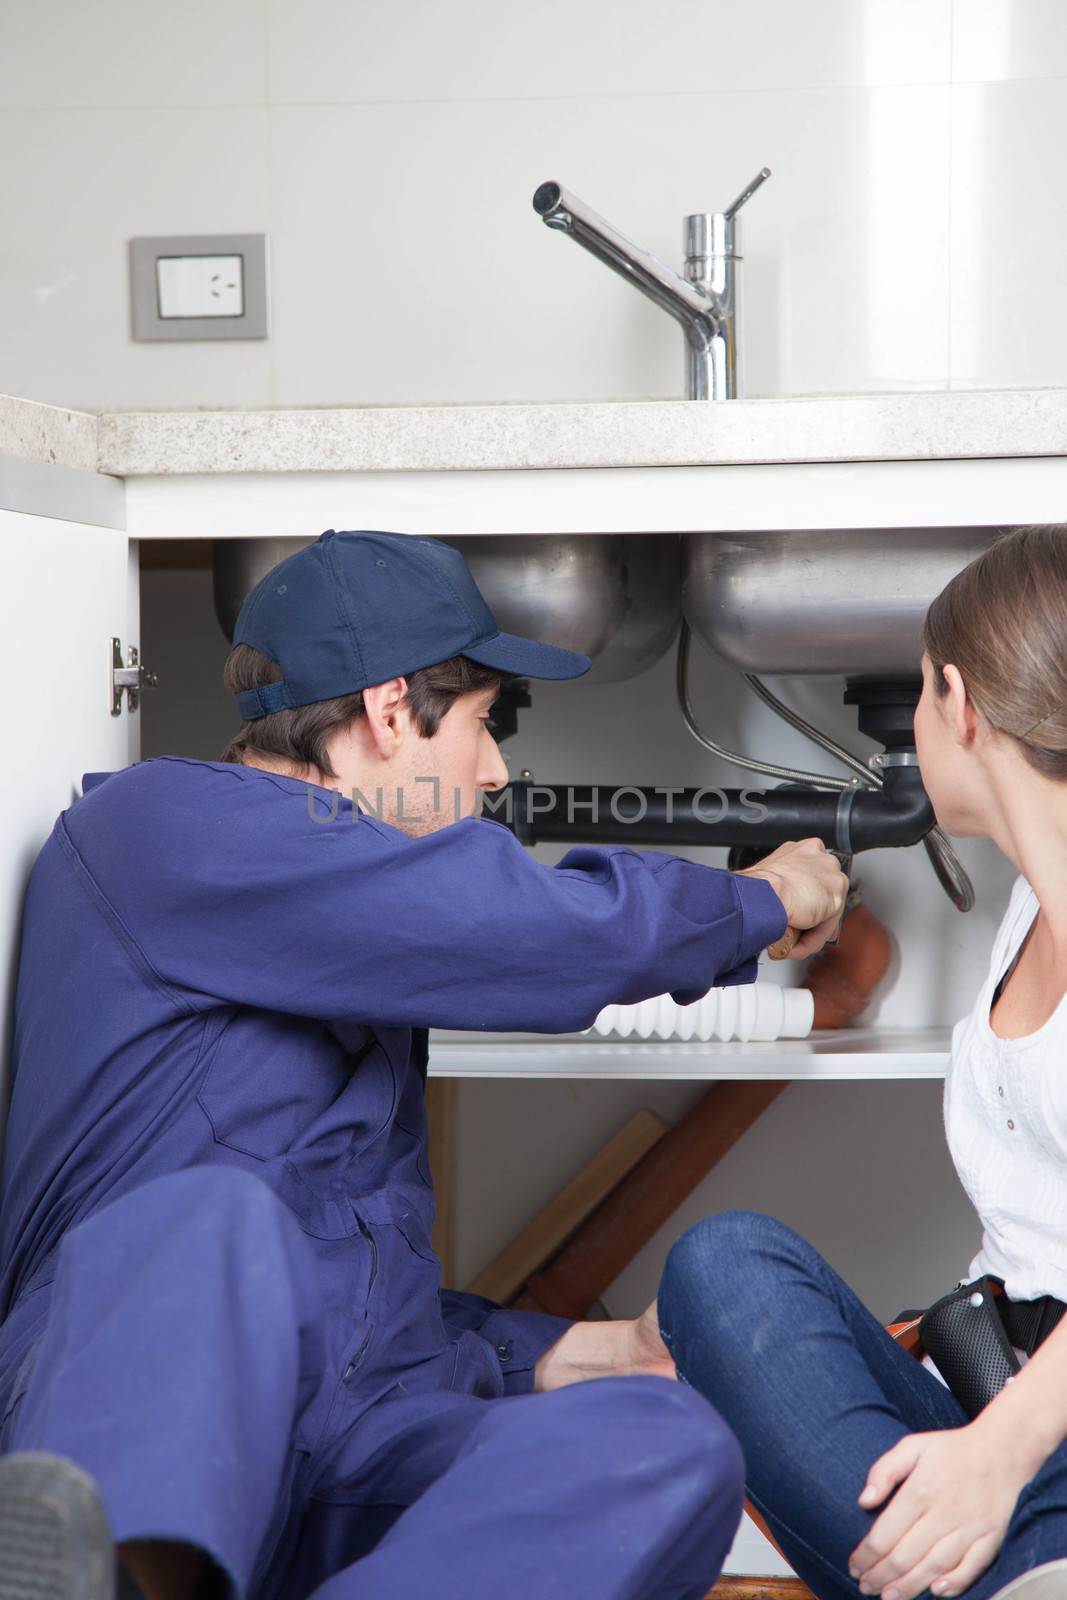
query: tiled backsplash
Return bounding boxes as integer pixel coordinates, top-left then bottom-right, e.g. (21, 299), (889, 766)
(0, 0), (1062, 411)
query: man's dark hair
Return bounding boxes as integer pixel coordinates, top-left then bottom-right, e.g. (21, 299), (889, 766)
(220, 644), (509, 778)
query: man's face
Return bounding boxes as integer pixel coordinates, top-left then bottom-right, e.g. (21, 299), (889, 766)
(329, 685), (510, 837)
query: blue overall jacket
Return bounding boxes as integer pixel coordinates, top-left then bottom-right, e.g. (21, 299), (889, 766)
(0, 756), (786, 1425)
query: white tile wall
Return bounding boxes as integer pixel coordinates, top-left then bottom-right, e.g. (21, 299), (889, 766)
(952, 0), (1067, 83)
(268, 85), (951, 405)
(0, 0), (267, 108)
(0, 0), (1064, 410)
(0, 108), (273, 411)
(950, 80), (1067, 389)
(266, 0), (952, 103)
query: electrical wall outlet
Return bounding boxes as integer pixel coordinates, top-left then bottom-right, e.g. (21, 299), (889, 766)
(156, 254), (244, 319)
(130, 233), (268, 341)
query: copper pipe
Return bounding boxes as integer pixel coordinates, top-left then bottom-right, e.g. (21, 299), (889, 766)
(802, 900), (891, 1028)
(517, 1080), (785, 1320)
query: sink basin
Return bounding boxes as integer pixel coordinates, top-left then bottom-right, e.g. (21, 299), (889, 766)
(213, 533), (681, 685)
(682, 527), (1004, 675)
(441, 534), (680, 684)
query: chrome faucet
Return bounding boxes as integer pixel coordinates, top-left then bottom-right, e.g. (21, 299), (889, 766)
(532, 169), (770, 400)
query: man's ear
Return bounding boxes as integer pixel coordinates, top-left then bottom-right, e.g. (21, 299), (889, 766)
(362, 678), (411, 759)
(941, 663), (979, 748)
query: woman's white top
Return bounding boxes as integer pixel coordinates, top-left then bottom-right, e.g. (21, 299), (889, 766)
(944, 873), (1067, 1303)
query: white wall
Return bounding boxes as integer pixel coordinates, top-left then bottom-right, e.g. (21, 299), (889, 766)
(1, 0), (1066, 412)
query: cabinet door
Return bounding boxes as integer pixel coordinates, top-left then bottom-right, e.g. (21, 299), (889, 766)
(0, 510), (138, 1109)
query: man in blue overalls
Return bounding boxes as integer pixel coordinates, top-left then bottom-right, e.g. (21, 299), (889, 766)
(0, 531), (845, 1600)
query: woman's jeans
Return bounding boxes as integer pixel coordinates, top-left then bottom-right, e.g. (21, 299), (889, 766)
(657, 1211), (1067, 1600)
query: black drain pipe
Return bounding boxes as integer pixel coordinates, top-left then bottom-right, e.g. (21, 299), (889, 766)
(498, 762), (933, 854)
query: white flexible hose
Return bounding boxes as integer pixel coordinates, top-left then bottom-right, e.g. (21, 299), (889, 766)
(586, 982), (814, 1043)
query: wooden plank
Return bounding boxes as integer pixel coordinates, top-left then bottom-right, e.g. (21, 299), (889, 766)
(467, 1109), (667, 1304)
(520, 1081), (786, 1320)
(426, 1077), (458, 1287)
(707, 1580), (811, 1600)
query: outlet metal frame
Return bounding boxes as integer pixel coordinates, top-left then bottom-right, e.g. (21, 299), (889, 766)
(129, 232), (269, 342)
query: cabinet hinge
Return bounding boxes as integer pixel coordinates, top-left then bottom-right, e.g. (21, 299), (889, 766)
(111, 638), (159, 716)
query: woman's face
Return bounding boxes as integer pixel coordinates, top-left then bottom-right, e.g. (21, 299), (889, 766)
(914, 651), (985, 836)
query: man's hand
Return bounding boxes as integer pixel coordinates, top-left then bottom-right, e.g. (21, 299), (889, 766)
(534, 1300), (675, 1392)
(848, 1424), (1034, 1600)
(737, 838), (849, 960)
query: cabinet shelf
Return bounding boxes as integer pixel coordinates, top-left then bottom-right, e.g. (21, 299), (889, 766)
(427, 1025), (952, 1081)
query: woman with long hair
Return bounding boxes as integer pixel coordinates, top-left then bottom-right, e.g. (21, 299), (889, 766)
(656, 527), (1067, 1600)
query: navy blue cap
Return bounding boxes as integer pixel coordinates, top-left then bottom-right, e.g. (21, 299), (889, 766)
(231, 529), (591, 719)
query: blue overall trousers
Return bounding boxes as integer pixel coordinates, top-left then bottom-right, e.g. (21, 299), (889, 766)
(0, 757), (786, 1598)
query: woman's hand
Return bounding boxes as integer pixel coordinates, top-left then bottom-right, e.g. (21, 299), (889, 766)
(534, 1300), (676, 1391)
(849, 1423), (1034, 1600)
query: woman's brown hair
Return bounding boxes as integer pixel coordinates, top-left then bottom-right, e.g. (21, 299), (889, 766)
(220, 644), (508, 779)
(922, 525), (1067, 779)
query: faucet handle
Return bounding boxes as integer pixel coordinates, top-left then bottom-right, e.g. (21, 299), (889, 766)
(723, 166), (771, 220)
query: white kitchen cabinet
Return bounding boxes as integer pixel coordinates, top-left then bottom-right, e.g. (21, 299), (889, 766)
(0, 501), (139, 1111)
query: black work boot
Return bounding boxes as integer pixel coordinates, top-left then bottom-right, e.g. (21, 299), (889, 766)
(0, 1451), (119, 1599)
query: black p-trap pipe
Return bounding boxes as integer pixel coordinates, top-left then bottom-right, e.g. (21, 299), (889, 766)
(494, 765), (933, 854)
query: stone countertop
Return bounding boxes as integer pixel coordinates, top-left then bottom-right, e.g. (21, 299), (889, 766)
(7, 388), (1067, 479)
(0, 394), (98, 475)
